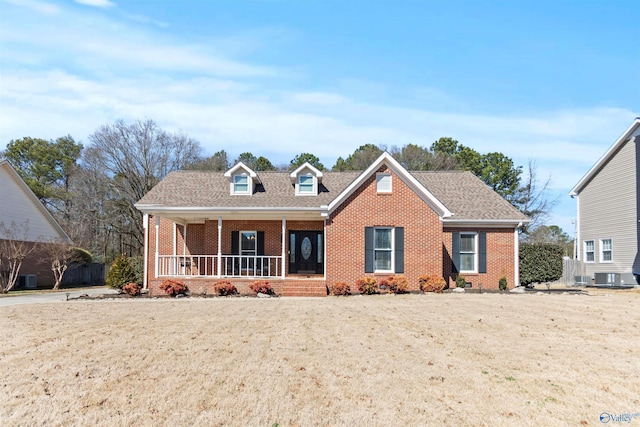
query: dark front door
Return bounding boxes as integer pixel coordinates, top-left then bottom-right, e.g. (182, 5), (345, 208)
(289, 231), (323, 274)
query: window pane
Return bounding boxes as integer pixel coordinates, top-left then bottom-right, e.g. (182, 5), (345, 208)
(234, 175), (248, 193)
(317, 234), (323, 263)
(375, 229), (391, 249)
(460, 253), (475, 271)
(585, 241), (594, 251)
(290, 234), (295, 262)
(375, 250), (391, 270)
(241, 231), (256, 253)
(602, 251), (612, 262)
(460, 234), (475, 253)
(299, 175), (314, 193)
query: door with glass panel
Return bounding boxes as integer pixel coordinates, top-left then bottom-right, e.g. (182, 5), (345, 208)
(289, 231), (323, 274)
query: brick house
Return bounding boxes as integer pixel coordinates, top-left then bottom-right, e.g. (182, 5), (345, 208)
(135, 152), (528, 296)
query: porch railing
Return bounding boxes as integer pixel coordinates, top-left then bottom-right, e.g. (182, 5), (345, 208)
(157, 255), (283, 278)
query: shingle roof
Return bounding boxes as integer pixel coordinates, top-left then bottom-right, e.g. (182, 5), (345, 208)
(136, 168), (527, 222)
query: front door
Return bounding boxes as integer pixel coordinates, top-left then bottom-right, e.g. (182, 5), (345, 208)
(289, 231), (323, 274)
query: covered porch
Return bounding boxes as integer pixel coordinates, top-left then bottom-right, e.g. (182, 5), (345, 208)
(143, 211), (327, 288)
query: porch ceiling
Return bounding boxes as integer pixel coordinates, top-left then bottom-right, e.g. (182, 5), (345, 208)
(143, 207), (326, 223)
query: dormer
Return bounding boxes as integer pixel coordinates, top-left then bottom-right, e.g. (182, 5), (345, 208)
(290, 162), (323, 196)
(224, 162), (260, 195)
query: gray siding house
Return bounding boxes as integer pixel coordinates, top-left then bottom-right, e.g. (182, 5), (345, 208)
(570, 118), (640, 286)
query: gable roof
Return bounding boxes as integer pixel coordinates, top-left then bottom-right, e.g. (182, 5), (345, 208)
(0, 160), (71, 243)
(570, 117), (640, 196)
(136, 153), (527, 225)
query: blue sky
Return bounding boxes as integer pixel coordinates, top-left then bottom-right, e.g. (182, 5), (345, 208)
(1, 0), (638, 235)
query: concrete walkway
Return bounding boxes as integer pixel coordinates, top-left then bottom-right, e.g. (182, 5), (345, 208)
(0, 287), (118, 307)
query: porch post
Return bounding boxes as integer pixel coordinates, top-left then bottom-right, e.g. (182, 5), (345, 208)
(184, 224), (187, 256)
(217, 217), (222, 278)
(154, 216), (160, 278)
(143, 214), (149, 289)
(281, 217), (286, 279)
(173, 223), (177, 255)
(514, 223), (521, 287)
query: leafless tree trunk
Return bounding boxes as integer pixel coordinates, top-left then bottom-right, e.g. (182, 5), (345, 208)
(39, 238), (75, 290)
(0, 221), (40, 293)
(513, 161), (558, 234)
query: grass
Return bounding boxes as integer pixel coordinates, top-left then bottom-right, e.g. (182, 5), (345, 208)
(1, 291), (639, 426)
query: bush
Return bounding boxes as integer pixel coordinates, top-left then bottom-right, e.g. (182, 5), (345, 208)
(249, 280), (273, 295)
(419, 274), (446, 293)
(455, 275), (467, 289)
(69, 247), (93, 265)
(499, 276), (508, 291)
(332, 281), (350, 296)
(106, 254), (137, 290)
(122, 282), (141, 296)
(356, 276), (378, 295)
(214, 281), (238, 296)
(160, 279), (188, 297)
(379, 275), (409, 294)
(520, 243), (563, 287)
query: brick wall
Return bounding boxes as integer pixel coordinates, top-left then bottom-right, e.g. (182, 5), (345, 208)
(442, 227), (516, 290)
(326, 166), (443, 291)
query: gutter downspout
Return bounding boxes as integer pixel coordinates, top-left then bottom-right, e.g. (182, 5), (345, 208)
(515, 222), (522, 287)
(143, 214), (149, 290)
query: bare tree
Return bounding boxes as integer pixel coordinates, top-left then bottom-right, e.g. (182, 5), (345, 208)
(87, 119), (202, 256)
(512, 161), (558, 234)
(0, 221), (40, 293)
(39, 238), (77, 290)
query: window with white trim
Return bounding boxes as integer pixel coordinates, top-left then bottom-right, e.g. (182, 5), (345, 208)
(374, 227), (393, 272)
(600, 239), (612, 262)
(376, 173), (392, 193)
(297, 174), (315, 195)
(584, 240), (595, 263)
(460, 232), (477, 273)
(233, 174), (250, 194)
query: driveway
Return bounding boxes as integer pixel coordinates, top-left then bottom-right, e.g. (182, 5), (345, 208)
(0, 287), (118, 307)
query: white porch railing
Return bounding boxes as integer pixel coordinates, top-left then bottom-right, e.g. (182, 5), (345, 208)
(157, 255), (283, 278)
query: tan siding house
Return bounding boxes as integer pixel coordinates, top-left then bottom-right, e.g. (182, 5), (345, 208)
(570, 118), (640, 285)
(0, 160), (71, 287)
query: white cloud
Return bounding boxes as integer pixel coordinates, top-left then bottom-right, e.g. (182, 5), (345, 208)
(2, 0), (59, 14)
(74, 0), (115, 8)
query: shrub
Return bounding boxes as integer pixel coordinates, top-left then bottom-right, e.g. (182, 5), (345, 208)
(455, 275), (467, 289)
(160, 279), (188, 297)
(69, 247), (93, 265)
(332, 281), (350, 296)
(106, 254), (137, 290)
(380, 275), (409, 294)
(520, 243), (563, 287)
(249, 280), (273, 295)
(499, 276), (508, 291)
(214, 280), (238, 296)
(122, 282), (141, 296)
(419, 274), (446, 293)
(356, 276), (378, 295)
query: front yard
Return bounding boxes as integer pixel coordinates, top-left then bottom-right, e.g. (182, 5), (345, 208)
(1, 291), (639, 426)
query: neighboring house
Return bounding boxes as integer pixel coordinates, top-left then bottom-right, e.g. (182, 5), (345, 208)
(570, 118), (640, 286)
(0, 160), (71, 288)
(135, 152), (528, 296)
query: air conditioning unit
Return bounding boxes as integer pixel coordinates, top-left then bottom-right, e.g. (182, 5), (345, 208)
(18, 274), (37, 289)
(594, 272), (620, 286)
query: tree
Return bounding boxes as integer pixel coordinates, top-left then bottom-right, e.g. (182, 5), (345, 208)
(185, 150), (230, 171)
(511, 161), (557, 233)
(2, 135), (83, 218)
(477, 152), (521, 199)
(254, 156), (276, 171)
(519, 243), (563, 287)
(332, 144), (383, 171)
(39, 238), (78, 290)
(289, 153), (325, 171)
(0, 221), (40, 293)
(87, 119), (202, 256)
(105, 254), (137, 290)
(390, 144), (432, 170)
(235, 152), (257, 168)
(523, 225), (573, 257)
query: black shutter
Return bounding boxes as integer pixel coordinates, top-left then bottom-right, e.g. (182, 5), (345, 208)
(365, 227), (374, 273)
(479, 231), (487, 273)
(257, 231), (265, 255)
(231, 231), (239, 255)
(452, 231), (460, 273)
(394, 227), (404, 273)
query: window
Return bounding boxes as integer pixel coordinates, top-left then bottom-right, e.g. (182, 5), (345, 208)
(600, 239), (612, 262)
(374, 227), (393, 272)
(240, 231), (257, 270)
(376, 173), (392, 193)
(584, 240), (595, 262)
(297, 174), (315, 195)
(233, 174), (249, 194)
(460, 232), (477, 273)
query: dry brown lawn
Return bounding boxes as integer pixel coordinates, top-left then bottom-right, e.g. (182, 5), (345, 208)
(1, 291), (639, 426)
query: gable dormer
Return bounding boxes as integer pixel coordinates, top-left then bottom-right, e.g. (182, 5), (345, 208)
(224, 162), (260, 195)
(290, 162), (323, 196)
